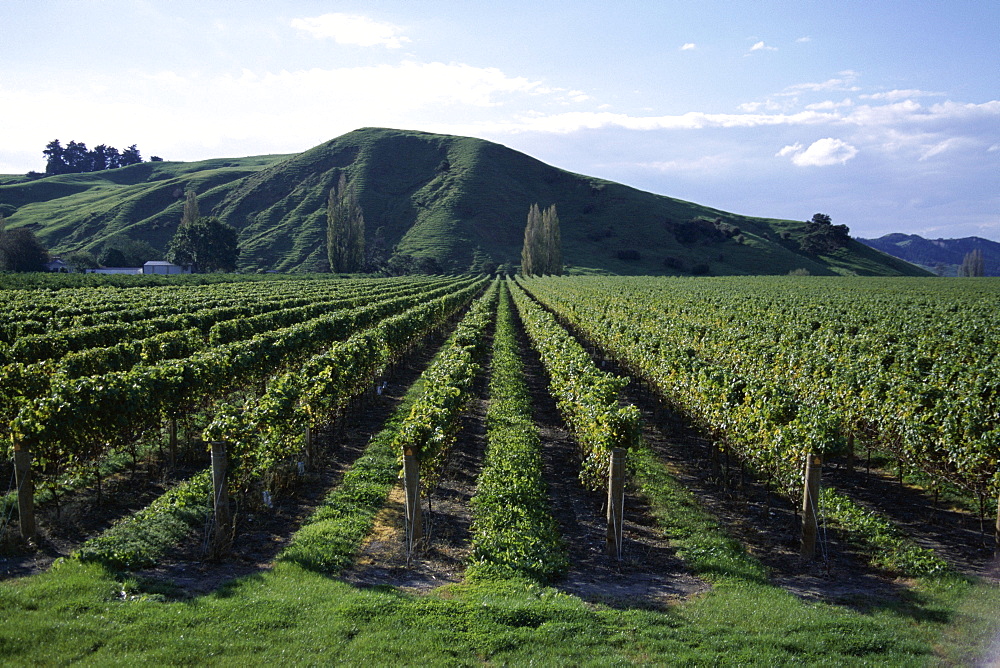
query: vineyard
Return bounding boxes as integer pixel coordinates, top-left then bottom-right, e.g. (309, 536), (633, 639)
(1, 274), (999, 664)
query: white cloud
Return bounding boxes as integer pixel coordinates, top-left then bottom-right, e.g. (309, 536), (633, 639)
(680, 43), (696, 51)
(805, 98), (854, 111)
(796, 36), (812, 43)
(776, 143), (803, 157)
(0, 62), (549, 169)
(919, 138), (962, 160)
(640, 155), (734, 174)
(737, 99), (787, 113)
(777, 138), (858, 166)
(290, 13), (410, 49)
(860, 89), (944, 101)
(749, 41), (777, 53)
(779, 75), (860, 96)
(484, 109), (834, 134)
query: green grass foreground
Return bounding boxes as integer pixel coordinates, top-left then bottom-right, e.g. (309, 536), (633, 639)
(1, 551), (997, 665)
(2, 441), (998, 666)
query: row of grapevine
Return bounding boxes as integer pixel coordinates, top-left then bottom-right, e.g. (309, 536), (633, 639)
(520, 277), (1000, 509)
(203, 278), (491, 491)
(1, 277), (449, 364)
(0, 279), (454, 422)
(4, 277), (482, 536)
(393, 280), (498, 497)
(69, 278), (489, 566)
(0, 275), (434, 334)
(467, 282), (567, 582)
(509, 279), (640, 491)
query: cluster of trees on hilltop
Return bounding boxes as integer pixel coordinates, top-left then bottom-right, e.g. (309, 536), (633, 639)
(39, 139), (160, 176)
(800, 213), (851, 254)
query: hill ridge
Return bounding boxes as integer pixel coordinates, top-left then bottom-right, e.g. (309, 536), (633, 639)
(858, 233), (1000, 276)
(1, 128), (929, 276)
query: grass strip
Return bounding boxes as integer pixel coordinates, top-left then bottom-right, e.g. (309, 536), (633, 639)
(628, 445), (769, 585)
(72, 470), (212, 571)
(467, 282), (567, 583)
(822, 487), (950, 577)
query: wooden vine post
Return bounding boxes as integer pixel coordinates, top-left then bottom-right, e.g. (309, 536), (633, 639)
(607, 448), (626, 559)
(304, 425), (313, 469)
(801, 452), (822, 559)
(13, 442), (35, 540)
(168, 417), (178, 468)
(995, 491), (1000, 557)
(403, 448), (422, 545)
(210, 441), (232, 550)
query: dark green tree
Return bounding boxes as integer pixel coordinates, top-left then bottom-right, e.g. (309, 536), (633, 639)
(0, 221), (49, 272)
(104, 146), (122, 169)
(64, 250), (99, 271)
(167, 204), (240, 273)
(120, 144), (142, 166)
(90, 144), (111, 171)
(43, 140), (67, 175)
(800, 213), (850, 254)
(40, 140), (142, 175)
(326, 173), (365, 273)
(64, 141), (90, 173)
(98, 246), (128, 267)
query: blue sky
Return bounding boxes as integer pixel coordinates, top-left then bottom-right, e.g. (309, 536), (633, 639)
(2, 0), (998, 240)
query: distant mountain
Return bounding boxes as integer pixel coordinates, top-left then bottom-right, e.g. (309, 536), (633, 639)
(1, 128), (930, 276)
(857, 233), (1000, 276)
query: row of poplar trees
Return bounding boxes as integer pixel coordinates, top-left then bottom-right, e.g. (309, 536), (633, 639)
(520, 203), (562, 276)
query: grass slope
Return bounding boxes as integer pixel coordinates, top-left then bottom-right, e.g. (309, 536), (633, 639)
(1, 128), (930, 276)
(0, 156), (289, 258)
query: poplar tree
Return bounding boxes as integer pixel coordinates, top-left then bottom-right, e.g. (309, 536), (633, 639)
(520, 203), (563, 276)
(542, 204), (562, 275)
(520, 203), (543, 275)
(181, 189), (200, 228)
(959, 248), (985, 277)
(326, 173), (365, 273)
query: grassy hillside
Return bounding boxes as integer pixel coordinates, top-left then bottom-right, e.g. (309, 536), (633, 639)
(0, 155), (290, 258)
(1, 128), (930, 276)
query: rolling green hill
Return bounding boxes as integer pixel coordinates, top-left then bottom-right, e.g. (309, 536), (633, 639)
(1, 128), (929, 276)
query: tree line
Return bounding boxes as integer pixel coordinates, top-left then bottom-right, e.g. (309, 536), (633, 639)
(39, 139), (159, 176)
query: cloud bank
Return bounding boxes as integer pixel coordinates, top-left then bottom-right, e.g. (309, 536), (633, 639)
(290, 13), (410, 49)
